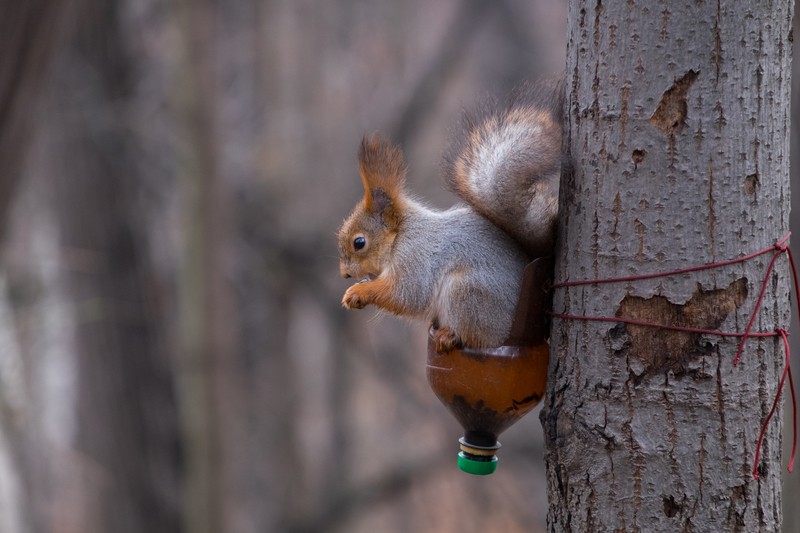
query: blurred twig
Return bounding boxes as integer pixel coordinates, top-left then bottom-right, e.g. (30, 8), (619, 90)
(174, 1), (228, 532)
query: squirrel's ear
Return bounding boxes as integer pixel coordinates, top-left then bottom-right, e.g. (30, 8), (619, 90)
(358, 134), (406, 219)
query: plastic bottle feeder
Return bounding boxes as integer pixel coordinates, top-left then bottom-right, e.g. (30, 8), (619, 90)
(426, 257), (552, 475)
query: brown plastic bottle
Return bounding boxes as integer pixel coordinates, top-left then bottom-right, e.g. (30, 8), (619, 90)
(426, 258), (552, 475)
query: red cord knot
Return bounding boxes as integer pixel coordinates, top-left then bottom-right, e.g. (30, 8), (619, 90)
(774, 232), (791, 252)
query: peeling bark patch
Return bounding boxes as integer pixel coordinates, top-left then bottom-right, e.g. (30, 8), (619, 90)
(744, 173), (760, 194)
(663, 494), (682, 517)
(649, 70), (699, 135)
(631, 148), (646, 168)
(615, 278), (748, 383)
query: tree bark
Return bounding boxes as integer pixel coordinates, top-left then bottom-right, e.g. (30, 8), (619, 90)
(542, 1), (793, 531)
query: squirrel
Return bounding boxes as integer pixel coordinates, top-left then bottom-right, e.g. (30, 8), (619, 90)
(337, 78), (564, 353)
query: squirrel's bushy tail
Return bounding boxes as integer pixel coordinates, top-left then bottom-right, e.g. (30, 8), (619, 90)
(443, 78), (565, 258)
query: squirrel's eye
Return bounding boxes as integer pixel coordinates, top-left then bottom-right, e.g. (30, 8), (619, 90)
(353, 236), (366, 251)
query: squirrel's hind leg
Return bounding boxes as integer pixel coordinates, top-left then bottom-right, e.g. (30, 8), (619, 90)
(434, 274), (512, 350)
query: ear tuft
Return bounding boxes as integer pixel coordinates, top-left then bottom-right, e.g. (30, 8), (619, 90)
(358, 133), (407, 206)
(356, 133), (407, 226)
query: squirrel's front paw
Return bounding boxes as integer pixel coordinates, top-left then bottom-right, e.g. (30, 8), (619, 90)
(342, 285), (367, 309)
(433, 327), (462, 353)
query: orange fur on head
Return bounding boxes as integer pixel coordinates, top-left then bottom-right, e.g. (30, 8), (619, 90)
(337, 134), (408, 282)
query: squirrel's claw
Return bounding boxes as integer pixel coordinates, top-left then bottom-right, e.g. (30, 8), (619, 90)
(432, 326), (462, 353)
(342, 286), (366, 309)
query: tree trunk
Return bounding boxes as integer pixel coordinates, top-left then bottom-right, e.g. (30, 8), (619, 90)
(0, 1), (75, 242)
(542, 1), (793, 531)
(174, 1), (233, 532)
(42, 4), (183, 532)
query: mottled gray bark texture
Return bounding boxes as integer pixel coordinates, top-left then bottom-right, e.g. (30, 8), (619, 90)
(542, 1), (793, 532)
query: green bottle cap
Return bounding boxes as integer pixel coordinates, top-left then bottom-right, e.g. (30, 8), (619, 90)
(458, 451), (498, 475)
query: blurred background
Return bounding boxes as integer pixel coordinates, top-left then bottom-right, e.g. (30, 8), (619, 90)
(0, 1), (796, 533)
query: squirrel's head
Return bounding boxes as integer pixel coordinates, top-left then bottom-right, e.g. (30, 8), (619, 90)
(337, 134), (407, 280)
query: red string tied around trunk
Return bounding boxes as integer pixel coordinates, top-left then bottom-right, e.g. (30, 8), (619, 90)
(549, 232), (797, 480)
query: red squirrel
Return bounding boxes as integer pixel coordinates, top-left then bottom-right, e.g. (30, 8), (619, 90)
(338, 78), (564, 352)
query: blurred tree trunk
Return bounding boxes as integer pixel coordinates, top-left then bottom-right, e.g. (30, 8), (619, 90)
(543, 0), (792, 531)
(45, 3), (182, 533)
(0, 1), (74, 239)
(174, 1), (230, 532)
(0, 4), (78, 532)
